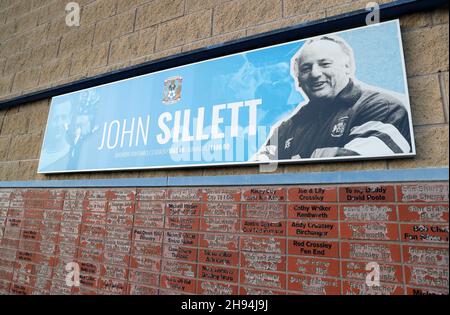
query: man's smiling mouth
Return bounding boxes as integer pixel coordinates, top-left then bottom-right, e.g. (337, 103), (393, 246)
(311, 81), (327, 90)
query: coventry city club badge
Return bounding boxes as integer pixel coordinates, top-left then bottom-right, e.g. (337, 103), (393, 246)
(331, 116), (348, 137)
(162, 76), (183, 104)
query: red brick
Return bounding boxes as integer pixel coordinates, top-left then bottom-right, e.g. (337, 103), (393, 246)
(288, 274), (340, 295)
(163, 259), (197, 278)
(59, 233), (79, 246)
(401, 223), (449, 243)
(340, 222), (399, 241)
(0, 257), (15, 270)
(85, 189), (108, 200)
(50, 280), (74, 295)
(0, 269), (13, 281)
(106, 213), (134, 227)
(240, 269), (285, 289)
(83, 200), (108, 212)
(201, 203), (240, 217)
(0, 246), (17, 262)
(287, 257), (339, 277)
(405, 266), (448, 288)
(78, 248), (103, 264)
(82, 212), (106, 225)
(160, 275), (196, 294)
(103, 251), (129, 267)
(288, 186), (337, 202)
(164, 231), (198, 247)
(200, 233), (238, 251)
(0, 280), (11, 294)
(288, 220), (338, 238)
(7, 208), (24, 218)
(136, 188), (167, 201)
(43, 210), (62, 222)
(342, 261), (402, 284)
(23, 200), (45, 211)
(106, 189), (135, 201)
(105, 225), (132, 240)
(402, 244), (448, 266)
(240, 252), (285, 272)
(133, 214), (164, 228)
(132, 228), (164, 243)
(10, 283), (34, 295)
(63, 200), (84, 212)
(200, 188), (241, 202)
(197, 280), (238, 295)
(200, 217), (239, 233)
(24, 209), (44, 220)
(199, 249), (238, 267)
(128, 270), (159, 286)
(242, 203), (285, 219)
(1, 237), (20, 248)
(199, 264), (238, 283)
(288, 204), (337, 220)
(9, 200), (25, 208)
(21, 219), (42, 231)
(135, 201), (165, 214)
(340, 204), (397, 221)
(99, 278), (128, 294)
(163, 244), (197, 261)
(240, 236), (285, 254)
(80, 225), (106, 238)
(12, 272), (36, 289)
(339, 185), (395, 202)
(132, 241), (162, 257)
(79, 274), (99, 289)
(168, 188), (202, 201)
(48, 190), (66, 200)
(100, 265), (128, 280)
(397, 183), (449, 202)
(65, 189), (86, 200)
(165, 202), (201, 216)
(398, 204), (449, 222)
(242, 187), (286, 202)
(108, 200), (135, 214)
(79, 236), (104, 251)
(79, 262), (100, 275)
(241, 219), (286, 236)
(20, 230), (42, 241)
(165, 216), (199, 231)
(239, 286), (285, 295)
(21, 190), (51, 200)
(406, 286), (449, 295)
(43, 199), (64, 210)
(342, 280), (403, 295)
(58, 243), (78, 258)
(129, 284), (159, 295)
(288, 239), (338, 258)
(18, 240), (41, 253)
(105, 239), (130, 253)
(341, 242), (401, 263)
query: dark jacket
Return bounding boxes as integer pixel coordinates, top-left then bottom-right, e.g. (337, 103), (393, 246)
(257, 79), (412, 160)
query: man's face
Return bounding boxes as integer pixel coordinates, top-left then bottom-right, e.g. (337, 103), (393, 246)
(297, 40), (352, 101)
(49, 101), (71, 141)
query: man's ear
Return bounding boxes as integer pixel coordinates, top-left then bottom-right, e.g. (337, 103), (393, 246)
(344, 62), (351, 76)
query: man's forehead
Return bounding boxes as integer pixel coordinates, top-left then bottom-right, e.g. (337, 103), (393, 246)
(299, 40), (347, 63)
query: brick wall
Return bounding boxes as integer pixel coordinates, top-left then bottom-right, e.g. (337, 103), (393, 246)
(0, 0), (448, 181)
(0, 182), (448, 295)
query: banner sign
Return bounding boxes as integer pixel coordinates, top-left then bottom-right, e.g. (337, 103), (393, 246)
(38, 20), (415, 173)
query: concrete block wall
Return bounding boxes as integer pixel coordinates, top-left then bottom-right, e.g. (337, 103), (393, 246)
(0, 0), (448, 181)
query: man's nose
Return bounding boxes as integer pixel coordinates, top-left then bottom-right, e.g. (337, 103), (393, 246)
(310, 64), (322, 78)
